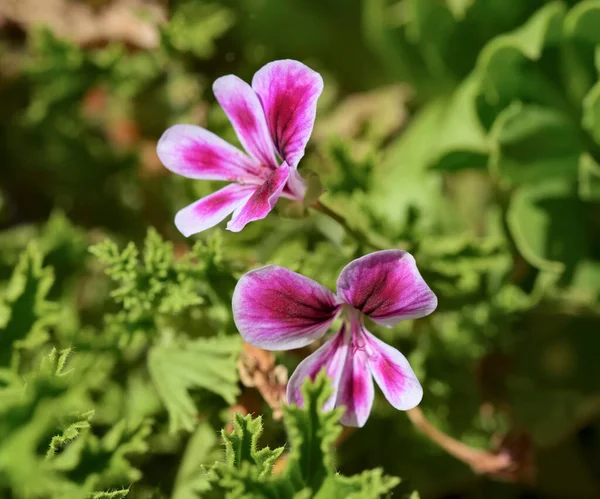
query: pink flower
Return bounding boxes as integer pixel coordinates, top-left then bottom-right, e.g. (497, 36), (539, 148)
(233, 250), (438, 427)
(156, 60), (323, 236)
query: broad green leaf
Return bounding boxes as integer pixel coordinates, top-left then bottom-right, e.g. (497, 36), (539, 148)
(489, 102), (581, 184)
(172, 422), (222, 499)
(371, 98), (444, 228)
(564, 0), (600, 45)
(507, 180), (586, 272)
(476, 2), (565, 92)
(148, 334), (241, 432)
(427, 75), (489, 172)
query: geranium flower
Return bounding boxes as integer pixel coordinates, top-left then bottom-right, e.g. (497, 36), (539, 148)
(157, 60), (323, 236)
(233, 250), (437, 427)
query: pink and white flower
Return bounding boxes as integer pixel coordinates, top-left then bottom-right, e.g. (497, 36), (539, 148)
(232, 250), (437, 427)
(157, 60), (323, 236)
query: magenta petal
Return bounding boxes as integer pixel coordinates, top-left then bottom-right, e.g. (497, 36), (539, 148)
(213, 75), (278, 168)
(232, 265), (340, 350)
(174, 183), (254, 237)
(226, 163), (291, 232)
(252, 60), (323, 168)
(336, 250), (437, 327)
(157, 124), (260, 181)
(364, 328), (423, 410)
(336, 346), (374, 428)
(287, 324), (349, 410)
(281, 167), (307, 201)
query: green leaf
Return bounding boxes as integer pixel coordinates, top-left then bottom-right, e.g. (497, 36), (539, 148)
(0, 349), (94, 497)
(426, 75), (489, 172)
(90, 228), (208, 319)
(162, 1), (235, 58)
(283, 371), (344, 492)
(46, 409), (95, 459)
(172, 422), (222, 499)
(371, 98), (443, 228)
(476, 2), (566, 107)
(489, 102), (582, 184)
(564, 0), (600, 45)
(578, 153), (600, 200)
(507, 179), (586, 272)
(223, 414), (284, 476)
(0, 243), (58, 367)
(315, 469), (401, 499)
(582, 81), (600, 146)
(89, 490), (129, 499)
(444, 0), (475, 20)
(205, 373), (401, 497)
(148, 334), (241, 432)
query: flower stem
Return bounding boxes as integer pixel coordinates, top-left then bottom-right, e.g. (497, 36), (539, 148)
(406, 407), (512, 475)
(311, 200), (384, 251)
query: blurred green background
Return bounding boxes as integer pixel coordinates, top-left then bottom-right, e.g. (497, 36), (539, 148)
(1, 0), (600, 498)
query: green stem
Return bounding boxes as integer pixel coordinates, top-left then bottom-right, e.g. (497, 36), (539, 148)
(311, 200), (385, 251)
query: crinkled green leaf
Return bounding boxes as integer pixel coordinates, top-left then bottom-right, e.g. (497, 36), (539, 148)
(222, 414), (284, 477)
(315, 469), (400, 499)
(0, 243), (58, 367)
(206, 372), (401, 498)
(90, 228), (208, 318)
(148, 333), (241, 432)
(283, 371), (344, 491)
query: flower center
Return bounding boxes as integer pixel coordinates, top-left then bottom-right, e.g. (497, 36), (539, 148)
(341, 304), (369, 354)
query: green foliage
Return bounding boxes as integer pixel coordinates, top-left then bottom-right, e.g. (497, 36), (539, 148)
(148, 333), (240, 432)
(206, 373), (400, 498)
(0, 347), (148, 499)
(2, 0), (600, 497)
(0, 243), (59, 368)
(90, 228), (207, 317)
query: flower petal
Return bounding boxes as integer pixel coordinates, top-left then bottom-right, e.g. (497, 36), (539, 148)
(157, 124), (260, 181)
(174, 183), (254, 237)
(232, 265), (340, 350)
(336, 250), (437, 327)
(364, 328), (423, 410)
(252, 60), (323, 168)
(281, 167), (307, 201)
(213, 75), (278, 168)
(336, 340), (374, 428)
(226, 163), (291, 232)
(287, 324), (349, 410)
